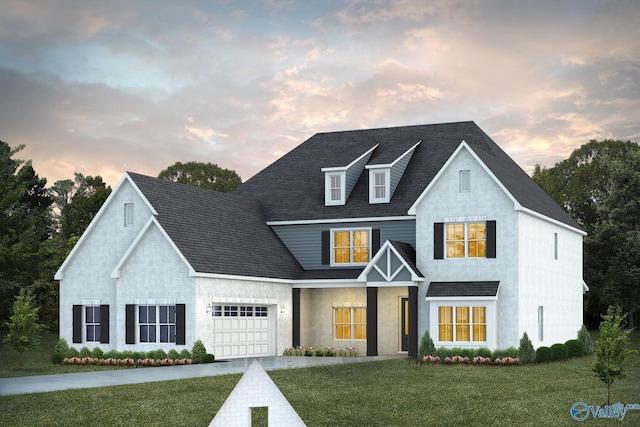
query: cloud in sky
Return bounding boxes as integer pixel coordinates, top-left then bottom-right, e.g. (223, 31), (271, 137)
(0, 0), (638, 187)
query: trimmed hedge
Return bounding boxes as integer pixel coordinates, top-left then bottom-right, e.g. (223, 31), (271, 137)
(550, 343), (568, 360)
(492, 347), (518, 361)
(535, 346), (552, 362)
(565, 339), (583, 358)
(203, 353), (215, 363)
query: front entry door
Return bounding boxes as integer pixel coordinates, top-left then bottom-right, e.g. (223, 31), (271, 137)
(401, 298), (409, 352)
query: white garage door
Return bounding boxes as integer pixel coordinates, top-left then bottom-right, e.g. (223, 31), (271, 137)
(211, 305), (272, 358)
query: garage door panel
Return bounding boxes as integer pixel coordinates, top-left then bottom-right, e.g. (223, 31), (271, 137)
(210, 304), (271, 358)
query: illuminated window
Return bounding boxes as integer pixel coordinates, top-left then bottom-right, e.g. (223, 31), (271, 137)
(334, 307), (366, 340)
(438, 306), (453, 341)
(332, 229), (370, 265)
(446, 223), (486, 258)
(438, 305), (486, 342)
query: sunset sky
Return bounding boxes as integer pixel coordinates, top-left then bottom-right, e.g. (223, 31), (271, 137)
(1, 0), (638, 187)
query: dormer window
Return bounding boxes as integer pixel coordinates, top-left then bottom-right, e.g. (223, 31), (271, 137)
(330, 174), (342, 201)
(369, 169), (390, 203)
(324, 171), (346, 205)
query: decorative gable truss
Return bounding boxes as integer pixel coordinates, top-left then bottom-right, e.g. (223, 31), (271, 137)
(366, 141), (421, 204)
(358, 240), (424, 285)
(322, 144), (378, 206)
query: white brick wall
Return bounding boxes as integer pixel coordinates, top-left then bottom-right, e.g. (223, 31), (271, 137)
(58, 178), (154, 349)
(518, 211), (584, 347)
(414, 146), (521, 349)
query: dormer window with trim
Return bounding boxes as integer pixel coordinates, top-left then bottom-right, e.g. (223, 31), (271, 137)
(322, 144), (378, 206)
(368, 168), (390, 203)
(365, 140), (420, 204)
(324, 171), (346, 205)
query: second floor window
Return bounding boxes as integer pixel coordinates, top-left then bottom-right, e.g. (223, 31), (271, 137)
(446, 222), (486, 258)
(332, 229), (370, 265)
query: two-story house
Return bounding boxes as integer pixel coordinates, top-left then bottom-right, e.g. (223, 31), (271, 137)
(55, 121), (586, 358)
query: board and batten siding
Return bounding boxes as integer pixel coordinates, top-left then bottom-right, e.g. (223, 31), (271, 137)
(271, 219), (416, 270)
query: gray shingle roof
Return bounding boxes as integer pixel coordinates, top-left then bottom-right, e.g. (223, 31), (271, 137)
(388, 240), (424, 278)
(426, 281), (500, 297)
(127, 172), (302, 280)
(233, 121), (581, 231)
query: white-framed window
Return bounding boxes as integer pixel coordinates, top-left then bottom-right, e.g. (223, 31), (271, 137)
(459, 170), (470, 192)
(124, 203), (134, 227)
(85, 306), (101, 342)
(324, 172), (346, 205)
(334, 307), (367, 340)
(369, 169), (390, 203)
(139, 305), (176, 343)
(445, 223), (486, 258)
(438, 306), (486, 342)
(331, 228), (371, 265)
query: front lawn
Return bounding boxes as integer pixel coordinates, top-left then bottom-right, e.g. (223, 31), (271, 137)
(0, 332), (638, 426)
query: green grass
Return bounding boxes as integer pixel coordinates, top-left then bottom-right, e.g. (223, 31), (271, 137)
(1, 332), (639, 426)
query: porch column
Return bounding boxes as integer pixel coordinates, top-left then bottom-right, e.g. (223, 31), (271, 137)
(292, 288), (300, 348)
(367, 286), (378, 356)
(408, 286), (418, 358)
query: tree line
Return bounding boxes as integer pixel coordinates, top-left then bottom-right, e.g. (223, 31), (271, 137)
(0, 141), (241, 330)
(1, 138), (637, 331)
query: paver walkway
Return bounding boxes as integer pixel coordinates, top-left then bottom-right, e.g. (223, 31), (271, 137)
(0, 355), (402, 396)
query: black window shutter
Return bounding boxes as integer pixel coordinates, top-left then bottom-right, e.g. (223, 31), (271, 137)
(175, 304), (186, 345)
(126, 304), (136, 344)
(321, 230), (330, 265)
(372, 228), (381, 255)
(434, 223), (444, 260)
(486, 220), (497, 258)
(100, 305), (109, 344)
(72, 305), (83, 343)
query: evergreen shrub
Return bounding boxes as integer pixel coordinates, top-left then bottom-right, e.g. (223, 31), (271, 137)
(492, 347), (518, 361)
(475, 347), (492, 359)
(191, 339), (207, 363)
(577, 325), (594, 355)
(91, 347), (104, 359)
(418, 331), (436, 358)
(550, 343), (568, 360)
(565, 339), (584, 358)
(535, 346), (552, 362)
(518, 332), (536, 363)
(203, 353), (215, 363)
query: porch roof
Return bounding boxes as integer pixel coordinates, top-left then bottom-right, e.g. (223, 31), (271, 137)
(426, 281), (500, 297)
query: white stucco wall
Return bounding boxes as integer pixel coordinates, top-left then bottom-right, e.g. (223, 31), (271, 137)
(299, 287), (368, 355)
(115, 223), (194, 351)
(518, 211), (584, 347)
(414, 146), (521, 349)
(58, 177), (154, 350)
(195, 277), (293, 357)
